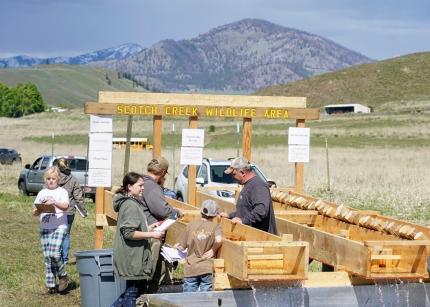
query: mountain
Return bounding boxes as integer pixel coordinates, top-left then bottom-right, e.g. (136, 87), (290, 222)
(0, 65), (145, 108)
(0, 43), (143, 68)
(102, 19), (371, 92)
(255, 52), (430, 110)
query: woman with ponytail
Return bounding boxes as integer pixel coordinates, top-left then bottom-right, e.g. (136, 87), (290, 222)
(112, 172), (164, 305)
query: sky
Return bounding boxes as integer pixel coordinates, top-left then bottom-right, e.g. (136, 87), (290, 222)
(1, 0), (429, 60)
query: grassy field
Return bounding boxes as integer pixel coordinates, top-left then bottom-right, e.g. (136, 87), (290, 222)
(0, 193), (113, 307)
(0, 65), (145, 108)
(256, 52), (430, 109)
(1, 104), (430, 305)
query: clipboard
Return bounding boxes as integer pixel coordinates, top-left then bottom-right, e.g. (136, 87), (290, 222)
(35, 203), (56, 213)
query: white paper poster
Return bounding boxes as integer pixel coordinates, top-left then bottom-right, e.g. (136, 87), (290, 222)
(181, 129), (205, 147)
(288, 145), (310, 163)
(90, 115), (113, 133)
(288, 127), (310, 145)
(89, 133), (113, 152)
(88, 150), (112, 169)
(88, 168), (112, 187)
(180, 147), (203, 165)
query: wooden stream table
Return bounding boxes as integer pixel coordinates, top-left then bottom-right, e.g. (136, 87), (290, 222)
(196, 189), (430, 280)
(98, 190), (309, 290)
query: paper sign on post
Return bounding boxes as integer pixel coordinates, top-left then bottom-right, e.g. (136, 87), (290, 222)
(88, 150), (112, 169)
(181, 129), (205, 147)
(288, 127), (310, 145)
(88, 168), (112, 187)
(180, 147), (203, 165)
(288, 145), (310, 163)
(90, 115), (113, 133)
(89, 133), (113, 152)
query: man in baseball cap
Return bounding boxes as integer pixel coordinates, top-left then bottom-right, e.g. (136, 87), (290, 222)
(221, 157), (277, 235)
(142, 156), (183, 292)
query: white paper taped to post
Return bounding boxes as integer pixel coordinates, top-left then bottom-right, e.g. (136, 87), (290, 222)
(88, 169), (112, 187)
(180, 128), (204, 165)
(181, 129), (205, 147)
(180, 147), (203, 165)
(88, 115), (113, 187)
(288, 127), (310, 163)
(90, 115), (113, 133)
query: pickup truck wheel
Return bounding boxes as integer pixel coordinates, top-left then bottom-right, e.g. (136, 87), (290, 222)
(19, 181), (28, 196)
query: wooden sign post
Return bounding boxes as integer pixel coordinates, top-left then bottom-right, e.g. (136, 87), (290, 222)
(85, 91), (319, 248)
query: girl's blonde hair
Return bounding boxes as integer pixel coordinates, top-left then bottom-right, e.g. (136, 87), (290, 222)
(43, 166), (60, 181)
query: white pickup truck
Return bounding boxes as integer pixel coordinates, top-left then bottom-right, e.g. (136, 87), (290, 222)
(18, 154), (95, 201)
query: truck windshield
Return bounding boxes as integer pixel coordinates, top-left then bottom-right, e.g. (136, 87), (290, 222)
(210, 165), (267, 184)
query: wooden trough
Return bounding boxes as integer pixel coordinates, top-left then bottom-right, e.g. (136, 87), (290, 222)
(196, 189), (430, 280)
(165, 198), (309, 290)
(100, 191), (309, 290)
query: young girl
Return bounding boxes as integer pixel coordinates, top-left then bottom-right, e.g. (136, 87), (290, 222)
(32, 166), (70, 294)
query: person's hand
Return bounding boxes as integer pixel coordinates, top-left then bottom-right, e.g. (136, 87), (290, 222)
(152, 231), (165, 240)
(231, 217), (243, 224)
(148, 222), (158, 231)
(202, 249), (215, 259)
(32, 207), (41, 216)
(174, 243), (183, 251)
(219, 212), (229, 218)
(176, 209), (184, 218)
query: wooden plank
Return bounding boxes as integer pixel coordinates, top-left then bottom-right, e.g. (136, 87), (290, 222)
(248, 254), (283, 260)
(95, 187), (105, 249)
(98, 91), (307, 108)
(294, 119), (305, 193)
(213, 273), (249, 290)
(85, 102), (320, 120)
(304, 272), (353, 287)
(276, 210), (318, 225)
(218, 239), (247, 280)
(242, 118), (252, 161)
(187, 117), (198, 206)
(364, 240), (430, 246)
(370, 255), (401, 260)
(123, 115), (133, 176)
(152, 115), (162, 158)
(95, 213), (108, 226)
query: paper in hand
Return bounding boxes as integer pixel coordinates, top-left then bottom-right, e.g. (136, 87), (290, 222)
(154, 218), (177, 232)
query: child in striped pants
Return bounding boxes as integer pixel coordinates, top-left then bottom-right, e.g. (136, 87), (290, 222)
(32, 166), (71, 294)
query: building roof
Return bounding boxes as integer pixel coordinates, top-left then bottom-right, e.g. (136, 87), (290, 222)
(324, 103), (368, 108)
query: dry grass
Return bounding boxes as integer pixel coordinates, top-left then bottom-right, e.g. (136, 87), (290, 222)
(1, 109), (429, 225)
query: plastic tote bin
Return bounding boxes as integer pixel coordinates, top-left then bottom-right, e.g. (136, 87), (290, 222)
(75, 249), (126, 307)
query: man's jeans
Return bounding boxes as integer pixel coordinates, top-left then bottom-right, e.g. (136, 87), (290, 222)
(183, 273), (212, 292)
(61, 214), (74, 263)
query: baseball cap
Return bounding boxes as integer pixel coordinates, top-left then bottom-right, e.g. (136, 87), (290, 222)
(200, 199), (219, 217)
(224, 157), (250, 174)
(147, 156), (169, 173)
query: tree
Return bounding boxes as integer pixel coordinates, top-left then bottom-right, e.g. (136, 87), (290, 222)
(0, 82), (46, 117)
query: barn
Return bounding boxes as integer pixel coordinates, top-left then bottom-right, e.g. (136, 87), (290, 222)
(324, 103), (371, 115)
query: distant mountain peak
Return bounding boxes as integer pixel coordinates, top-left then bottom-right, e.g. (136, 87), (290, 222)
(104, 18), (372, 92)
(0, 43), (143, 68)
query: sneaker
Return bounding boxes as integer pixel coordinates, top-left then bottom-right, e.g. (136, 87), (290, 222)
(75, 202), (88, 218)
(58, 276), (70, 293)
(47, 287), (57, 295)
